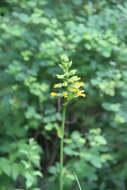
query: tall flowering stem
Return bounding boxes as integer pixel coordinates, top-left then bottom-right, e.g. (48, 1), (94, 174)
(50, 55), (86, 190)
(60, 103), (67, 190)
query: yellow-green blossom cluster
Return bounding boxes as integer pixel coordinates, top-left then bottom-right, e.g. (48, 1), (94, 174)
(50, 55), (86, 101)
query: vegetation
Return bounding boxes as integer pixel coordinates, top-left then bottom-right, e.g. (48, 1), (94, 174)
(0, 0), (127, 190)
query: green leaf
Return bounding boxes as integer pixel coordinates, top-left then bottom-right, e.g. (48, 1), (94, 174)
(12, 164), (22, 180)
(57, 127), (63, 139)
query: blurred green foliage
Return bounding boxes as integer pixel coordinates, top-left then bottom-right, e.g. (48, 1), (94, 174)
(0, 0), (127, 189)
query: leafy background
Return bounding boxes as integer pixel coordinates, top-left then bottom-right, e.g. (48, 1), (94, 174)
(0, 0), (127, 189)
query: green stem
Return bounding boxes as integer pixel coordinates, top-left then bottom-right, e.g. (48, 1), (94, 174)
(60, 103), (67, 190)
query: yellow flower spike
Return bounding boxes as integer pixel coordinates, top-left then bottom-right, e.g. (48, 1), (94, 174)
(50, 92), (57, 96)
(62, 92), (68, 98)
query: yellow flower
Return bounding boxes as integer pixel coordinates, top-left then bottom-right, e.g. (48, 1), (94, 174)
(69, 88), (78, 93)
(50, 92), (57, 96)
(74, 82), (84, 87)
(62, 92), (68, 98)
(77, 90), (86, 97)
(78, 92), (86, 97)
(63, 82), (68, 87)
(54, 84), (62, 88)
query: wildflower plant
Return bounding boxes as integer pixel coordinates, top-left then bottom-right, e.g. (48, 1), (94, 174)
(51, 55), (86, 190)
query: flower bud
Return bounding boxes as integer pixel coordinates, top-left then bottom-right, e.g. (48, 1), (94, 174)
(61, 55), (69, 63)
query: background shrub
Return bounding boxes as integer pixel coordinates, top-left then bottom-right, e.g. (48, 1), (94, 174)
(0, 0), (127, 189)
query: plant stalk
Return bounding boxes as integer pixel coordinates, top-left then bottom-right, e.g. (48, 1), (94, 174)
(60, 103), (67, 190)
